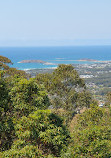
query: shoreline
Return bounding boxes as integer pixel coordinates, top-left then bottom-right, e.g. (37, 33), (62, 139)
(18, 59), (111, 64)
(16, 58), (111, 72)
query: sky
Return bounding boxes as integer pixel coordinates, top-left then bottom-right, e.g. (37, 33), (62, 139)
(0, 0), (111, 46)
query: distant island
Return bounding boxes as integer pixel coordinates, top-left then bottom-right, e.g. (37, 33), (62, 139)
(77, 58), (98, 62)
(18, 59), (111, 66)
(77, 59), (111, 63)
(18, 60), (45, 64)
(18, 60), (56, 66)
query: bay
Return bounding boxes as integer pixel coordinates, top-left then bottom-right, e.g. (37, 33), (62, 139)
(0, 46), (111, 70)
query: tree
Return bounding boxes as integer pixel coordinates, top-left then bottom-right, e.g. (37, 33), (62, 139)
(2, 110), (70, 157)
(36, 64), (92, 112)
(63, 105), (111, 158)
(0, 55), (12, 70)
(106, 92), (111, 106)
(0, 55), (28, 79)
(0, 71), (50, 152)
(9, 78), (50, 117)
(6, 67), (29, 78)
(0, 75), (14, 151)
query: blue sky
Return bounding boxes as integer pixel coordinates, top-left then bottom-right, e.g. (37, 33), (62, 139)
(0, 0), (111, 46)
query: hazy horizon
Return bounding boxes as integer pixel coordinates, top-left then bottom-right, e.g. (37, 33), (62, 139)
(0, 0), (111, 46)
(0, 39), (111, 47)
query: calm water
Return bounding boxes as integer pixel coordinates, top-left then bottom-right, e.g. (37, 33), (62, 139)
(0, 46), (111, 70)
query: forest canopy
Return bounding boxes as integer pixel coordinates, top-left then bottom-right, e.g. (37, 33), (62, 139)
(0, 56), (111, 158)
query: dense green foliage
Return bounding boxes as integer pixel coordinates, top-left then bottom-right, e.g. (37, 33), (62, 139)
(64, 105), (111, 158)
(36, 65), (92, 112)
(10, 78), (50, 117)
(0, 56), (111, 157)
(2, 110), (70, 157)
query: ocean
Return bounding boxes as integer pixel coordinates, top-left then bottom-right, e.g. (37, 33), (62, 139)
(0, 46), (111, 70)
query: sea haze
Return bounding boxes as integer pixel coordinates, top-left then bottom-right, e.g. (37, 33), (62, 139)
(0, 46), (111, 70)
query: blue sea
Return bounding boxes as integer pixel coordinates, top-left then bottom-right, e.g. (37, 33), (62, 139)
(0, 46), (111, 70)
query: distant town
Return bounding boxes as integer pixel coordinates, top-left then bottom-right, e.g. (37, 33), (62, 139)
(25, 61), (111, 102)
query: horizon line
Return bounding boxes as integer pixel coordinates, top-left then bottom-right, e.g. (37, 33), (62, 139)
(0, 44), (111, 47)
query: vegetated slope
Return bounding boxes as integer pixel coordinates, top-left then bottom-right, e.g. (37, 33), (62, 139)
(0, 56), (111, 158)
